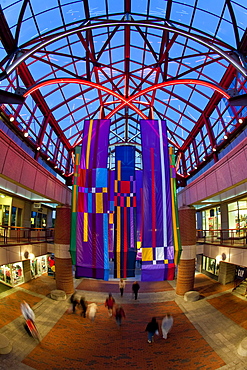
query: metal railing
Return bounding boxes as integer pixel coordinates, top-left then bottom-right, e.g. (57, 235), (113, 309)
(0, 225), (54, 245)
(197, 228), (247, 247)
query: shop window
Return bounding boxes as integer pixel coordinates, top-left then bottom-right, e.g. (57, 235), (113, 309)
(11, 206), (17, 226)
(2, 205), (10, 226)
(42, 215), (47, 228)
(228, 200), (247, 236)
(202, 256), (219, 277)
(12, 263), (24, 285)
(31, 211), (36, 228)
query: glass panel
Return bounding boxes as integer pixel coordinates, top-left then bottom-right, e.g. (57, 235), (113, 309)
(11, 207), (17, 227)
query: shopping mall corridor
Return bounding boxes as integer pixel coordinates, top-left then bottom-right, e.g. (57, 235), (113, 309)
(0, 273), (247, 370)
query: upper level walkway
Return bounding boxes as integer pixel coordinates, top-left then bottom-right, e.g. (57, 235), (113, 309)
(197, 228), (247, 248)
(0, 226), (54, 246)
(0, 273), (247, 369)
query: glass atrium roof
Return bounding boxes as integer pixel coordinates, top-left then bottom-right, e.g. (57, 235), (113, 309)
(0, 0), (246, 186)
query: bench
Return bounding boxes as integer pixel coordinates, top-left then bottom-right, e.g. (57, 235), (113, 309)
(0, 333), (12, 354)
(50, 289), (67, 301)
(184, 291), (200, 302)
(237, 337), (247, 356)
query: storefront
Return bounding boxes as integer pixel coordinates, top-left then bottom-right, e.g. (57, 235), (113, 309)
(202, 256), (220, 279)
(0, 262), (24, 286)
(228, 200), (247, 235)
(202, 207), (221, 232)
(0, 254), (49, 287)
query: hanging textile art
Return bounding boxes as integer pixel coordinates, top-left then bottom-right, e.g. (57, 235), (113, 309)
(169, 146), (182, 265)
(108, 170), (115, 259)
(70, 119), (111, 280)
(140, 119), (175, 281)
(135, 170), (143, 261)
(114, 146), (137, 278)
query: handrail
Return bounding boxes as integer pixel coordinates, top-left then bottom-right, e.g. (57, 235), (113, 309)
(197, 228), (247, 247)
(0, 225), (54, 245)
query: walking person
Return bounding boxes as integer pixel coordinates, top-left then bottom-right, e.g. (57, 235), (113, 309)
(132, 281), (140, 300)
(80, 296), (88, 318)
(119, 279), (126, 297)
(145, 317), (159, 344)
(161, 313), (173, 339)
(87, 303), (98, 321)
(70, 292), (79, 313)
(115, 305), (126, 326)
(21, 301), (35, 322)
(105, 293), (115, 317)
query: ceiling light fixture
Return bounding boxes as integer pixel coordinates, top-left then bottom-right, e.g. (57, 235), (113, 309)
(212, 147), (217, 152)
(9, 116), (14, 122)
(23, 131), (28, 137)
(238, 118), (243, 124)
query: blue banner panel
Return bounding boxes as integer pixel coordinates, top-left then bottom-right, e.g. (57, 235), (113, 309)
(114, 146), (137, 278)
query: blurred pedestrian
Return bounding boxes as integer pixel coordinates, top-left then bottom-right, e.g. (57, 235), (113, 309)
(105, 293), (115, 317)
(119, 279), (126, 297)
(161, 313), (173, 339)
(87, 303), (98, 321)
(145, 317), (159, 344)
(21, 301), (35, 322)
(115, 305), (126, 326)
(132, 281), (140, 300)
(70, 292), (79, 313)
(80, 296), (88, 318)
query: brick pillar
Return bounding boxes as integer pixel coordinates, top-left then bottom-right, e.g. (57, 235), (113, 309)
(54, 205), (74, 294)
(176, 206), (196, 295)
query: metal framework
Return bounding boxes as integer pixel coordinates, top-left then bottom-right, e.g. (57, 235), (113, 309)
(0, 0), (246, 186)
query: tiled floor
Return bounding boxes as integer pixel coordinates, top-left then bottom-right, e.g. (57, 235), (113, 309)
(0, 274), (247, 370)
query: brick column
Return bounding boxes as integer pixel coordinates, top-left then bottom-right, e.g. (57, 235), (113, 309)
(176, 206), (196, 295)
(54, 205), (74, 294)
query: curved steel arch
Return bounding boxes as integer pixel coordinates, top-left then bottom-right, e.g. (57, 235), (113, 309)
(23, 77), (230, 141)
(23, 78), (148, 120)
(1, 20), (247, 80)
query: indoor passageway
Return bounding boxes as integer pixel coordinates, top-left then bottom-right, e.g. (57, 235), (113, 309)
(0, 274), (247, 369)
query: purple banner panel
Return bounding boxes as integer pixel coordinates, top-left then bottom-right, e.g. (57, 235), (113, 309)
(140, 119), (174, 281)
(80, 119), (110, 169)
(73, 119), (111, 281)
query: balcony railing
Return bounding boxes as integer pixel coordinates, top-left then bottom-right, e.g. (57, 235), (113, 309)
(0, 225), (54, 245)
(197, 228), (247, 247)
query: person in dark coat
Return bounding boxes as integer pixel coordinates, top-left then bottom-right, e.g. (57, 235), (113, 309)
(70, 292), (79, 313)
(145, 317), (159, 343)
(132, 281), (140, 300)
(115, 305), (126, 326)
(80, 296), (88, 318)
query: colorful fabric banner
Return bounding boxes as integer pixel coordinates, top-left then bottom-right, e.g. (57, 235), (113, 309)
(135, 170), (143, 261)
(70, 119), (111, 280)
(140, 120), (175, 281)
(169, 147), (182, 265)
(114, 146), (137, 278)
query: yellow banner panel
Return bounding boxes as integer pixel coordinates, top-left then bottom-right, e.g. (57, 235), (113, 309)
(86, 120), (93, 169)
(96, 192), (103, 213)
(83, 213), (88, 242)
(117, 160), (121, 181)
(142, 247), (153, 262)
